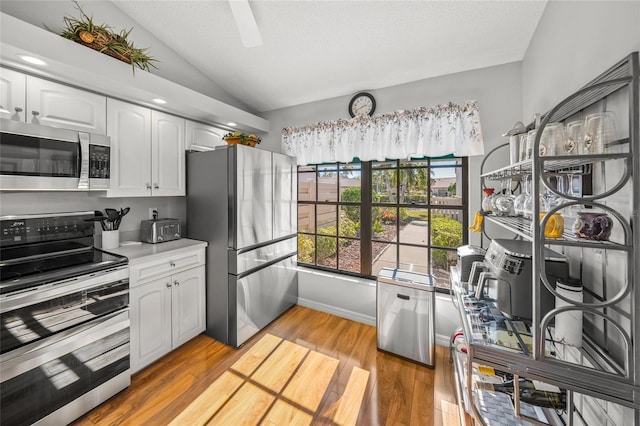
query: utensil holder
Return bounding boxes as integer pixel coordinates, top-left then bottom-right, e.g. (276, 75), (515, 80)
(102, 230), (119, 250)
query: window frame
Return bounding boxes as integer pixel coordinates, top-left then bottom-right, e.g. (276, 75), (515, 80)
(297, 157), (469, 291)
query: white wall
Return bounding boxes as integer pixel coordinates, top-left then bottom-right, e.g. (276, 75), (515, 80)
(0, 192), (186, 246)
(262, 61), (523, 248)
(522, 1), (640, 119)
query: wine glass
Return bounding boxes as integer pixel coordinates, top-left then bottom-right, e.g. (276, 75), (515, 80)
(583, 112), (617, 154)
(514, 175), (530, 216)
(525, 130), (537, 160)
(564, 120), (583, 155)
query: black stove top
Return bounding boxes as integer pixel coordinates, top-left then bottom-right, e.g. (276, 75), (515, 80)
(0, 212), (128, 295)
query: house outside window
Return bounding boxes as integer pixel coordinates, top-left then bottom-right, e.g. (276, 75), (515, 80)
(297, 157), (468, 290)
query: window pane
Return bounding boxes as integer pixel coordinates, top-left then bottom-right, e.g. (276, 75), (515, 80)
(298, 172), (316, 201)
(297, 234), (315, 264)
(372, 207), (397, 242)
(400, 159), (428, 167)
(372, 160), (397, 169)
(372, 242), (396, 276)
(399, 169), (429, 204)
(318, 164), (338, 202)
(317, 236), (337, 268)
(399, 208), (428, 245)
(399, 245), (428, 274)
(338, 238), (360, 273)
(431, 249), (456, 289)
(317, 205), (336, 235)
(339, 206), (360, 238)
(339, 170), (361, 202)
(372, 169), (397, 203)
(431, 161), (463, 206)
(430, 210), (463, 248)
(298, 204), (315, 233)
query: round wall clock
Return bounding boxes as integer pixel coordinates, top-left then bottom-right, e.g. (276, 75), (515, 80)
(348, 92), (376, 118)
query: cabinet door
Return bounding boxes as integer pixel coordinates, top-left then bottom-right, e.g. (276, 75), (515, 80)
(0, 68), (26, 121)
(152, 111), (185, 196)
(130, 278), (173, 373)
(171, 266), (206, 348)
(26, 76), (106, 133)
(185, 120), (226, 151)
(107, 98), (152, 197)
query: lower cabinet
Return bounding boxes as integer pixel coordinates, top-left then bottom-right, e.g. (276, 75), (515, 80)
(130, 264), (205, 374)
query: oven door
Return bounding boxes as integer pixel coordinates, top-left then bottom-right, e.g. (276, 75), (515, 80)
(0, 310), (130, 426)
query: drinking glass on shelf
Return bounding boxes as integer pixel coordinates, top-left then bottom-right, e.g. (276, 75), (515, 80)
(525, 130), (537, 160)
(514, 175), (530, 216)
(523, 190), (548, 219)
(564, 120), (583, 155)
(583, 112), (617, 154)
(539, 122), (565, 156)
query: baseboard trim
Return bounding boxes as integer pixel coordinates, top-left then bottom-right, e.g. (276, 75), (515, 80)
(436, 333), (450, 347)
(297, 297), (376, 326)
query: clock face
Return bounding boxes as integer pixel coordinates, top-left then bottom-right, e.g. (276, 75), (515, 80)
(349, 92), (376, 117)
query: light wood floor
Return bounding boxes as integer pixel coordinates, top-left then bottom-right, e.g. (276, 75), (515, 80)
(72, 305), (461, 426)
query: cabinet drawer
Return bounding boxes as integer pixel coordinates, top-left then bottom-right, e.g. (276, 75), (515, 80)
(130, 248), (205, 286)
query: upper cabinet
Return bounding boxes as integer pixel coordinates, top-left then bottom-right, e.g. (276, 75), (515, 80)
(107, 98), (185, 197)
(185, 120), (226, 151)
(0, 68), (25, 121)
(26, 77), (106, 134)
(0, 68), (106, 133)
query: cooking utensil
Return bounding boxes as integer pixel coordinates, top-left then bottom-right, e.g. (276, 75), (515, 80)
(114, 207), (130, 230)
(84, 216), (108, 231)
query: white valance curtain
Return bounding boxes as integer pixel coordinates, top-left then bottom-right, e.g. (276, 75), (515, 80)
(281, 101), (485, 165)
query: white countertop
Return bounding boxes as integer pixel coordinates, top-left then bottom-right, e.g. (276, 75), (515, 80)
(103, 238), (208, 265)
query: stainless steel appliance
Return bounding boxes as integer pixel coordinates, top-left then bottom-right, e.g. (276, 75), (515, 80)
(477, 239), (568, 319)
(456, 244), (486, 283)
(139, 218), (181, 243)
(0, 212), (129, 426)
(377, 268), (435, 367)
(186, 145), (297, 347)
(0, 119), (110, 191)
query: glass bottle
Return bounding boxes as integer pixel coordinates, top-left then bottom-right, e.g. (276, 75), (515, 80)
(476, 379), (567, 410)
(481, 188), (495, 213)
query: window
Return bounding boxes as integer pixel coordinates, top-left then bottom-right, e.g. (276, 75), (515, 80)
(297, 158), (468, 290)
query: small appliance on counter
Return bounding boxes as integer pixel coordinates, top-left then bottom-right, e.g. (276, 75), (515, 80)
(456, 245), (486, 283)
(140, 218), (181, 243)
(476, 239), (568, 320)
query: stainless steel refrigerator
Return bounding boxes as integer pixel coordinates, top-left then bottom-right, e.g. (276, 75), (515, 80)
(186, 145), (298, 347)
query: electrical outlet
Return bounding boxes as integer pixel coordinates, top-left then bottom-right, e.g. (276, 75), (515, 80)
(149, 208), (158, 220)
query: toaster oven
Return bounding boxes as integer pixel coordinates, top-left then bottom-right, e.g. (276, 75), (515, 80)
(140, 218), (181, 243)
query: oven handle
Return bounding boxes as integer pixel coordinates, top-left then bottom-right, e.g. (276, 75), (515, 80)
(77, 132), (90, 189)
(1, 266), (129, 314)
(0, 309), (129, 383)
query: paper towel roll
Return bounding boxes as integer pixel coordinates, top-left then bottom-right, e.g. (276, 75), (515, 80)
(555, 278), (583, 347)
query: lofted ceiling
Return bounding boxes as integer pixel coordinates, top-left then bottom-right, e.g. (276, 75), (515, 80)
(1, 0), (547, 114)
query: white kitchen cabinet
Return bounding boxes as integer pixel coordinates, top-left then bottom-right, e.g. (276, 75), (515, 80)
(0, 69), (106, 131)
(107, 98), (185, 197)
(0, 67), (26, 121)
(185, 120), (226, 151)
(129, 246), (206, 374)
(26, 76), (106, 133)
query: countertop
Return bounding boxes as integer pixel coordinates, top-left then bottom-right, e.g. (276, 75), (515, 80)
(103, 238), (208, 265)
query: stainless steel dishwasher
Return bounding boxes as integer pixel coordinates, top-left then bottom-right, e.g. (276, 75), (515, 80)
(376, 267), (435, 367)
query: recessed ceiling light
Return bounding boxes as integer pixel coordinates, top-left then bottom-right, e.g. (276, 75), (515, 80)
(19, 55), (47, 66)
(227, 122), (237, 127)
(152, 98), (167, 104)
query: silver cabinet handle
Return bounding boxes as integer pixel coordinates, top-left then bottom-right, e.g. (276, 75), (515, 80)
(153, 183), (159, 189)
(166, 282), (172, 288)
(174, 280), (179, 286)
(146, 183), (151, 189)
(170, 262), (176, 267)
(32, 111), (40, 116)
(14, 107), (23, 112)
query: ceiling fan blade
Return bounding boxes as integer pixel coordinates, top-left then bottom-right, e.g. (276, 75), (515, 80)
(228, 0), (263, 48)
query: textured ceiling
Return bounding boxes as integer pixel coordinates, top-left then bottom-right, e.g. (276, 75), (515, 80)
(1, 1), (547, 113)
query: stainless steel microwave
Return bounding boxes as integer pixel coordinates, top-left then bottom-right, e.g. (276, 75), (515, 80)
(0, 119), (110, 191)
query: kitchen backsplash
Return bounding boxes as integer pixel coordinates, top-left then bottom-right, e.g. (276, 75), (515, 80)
(0, 192), (186, 242)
